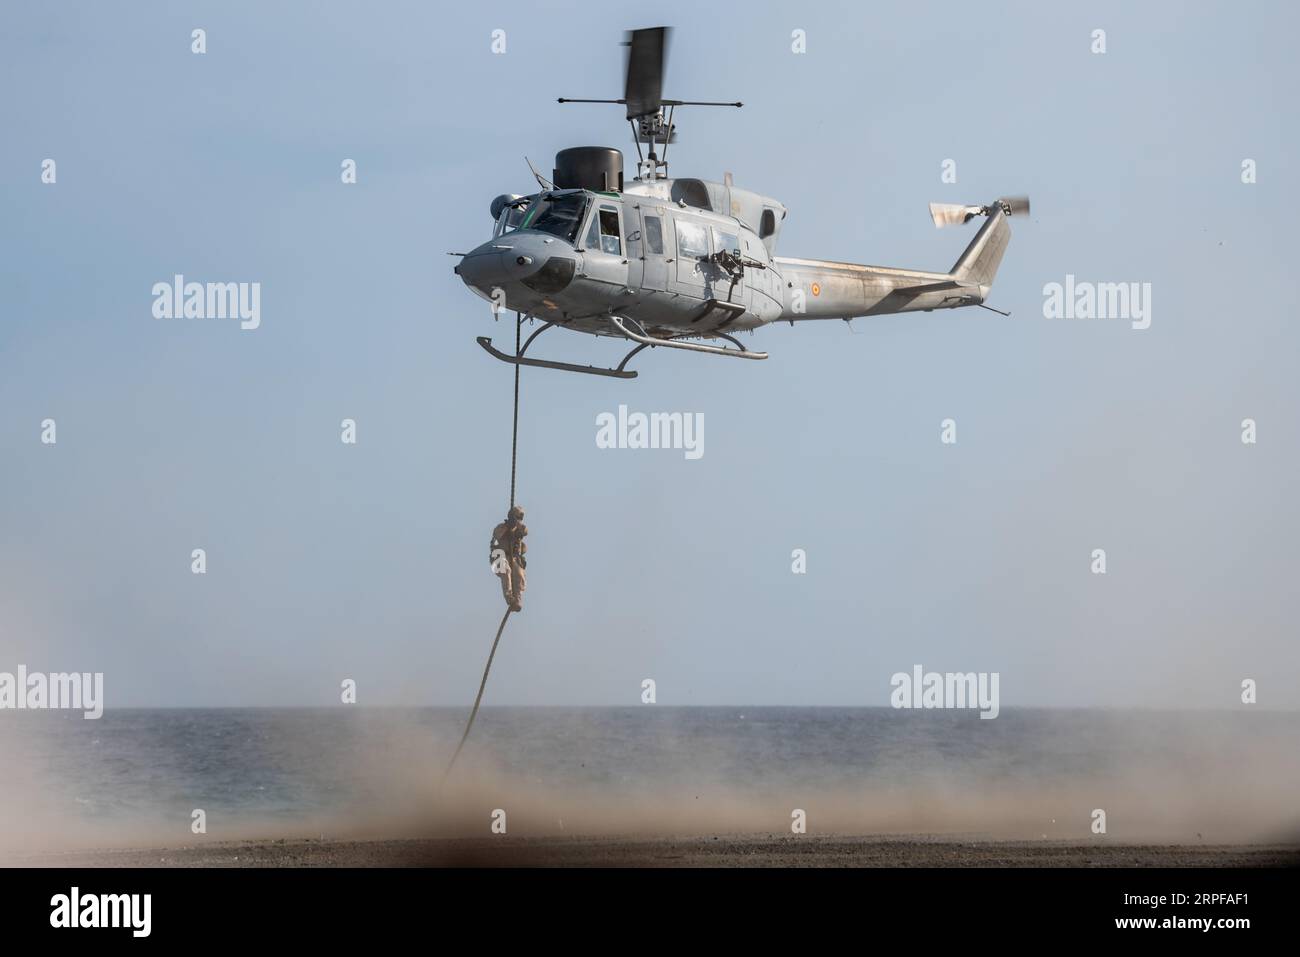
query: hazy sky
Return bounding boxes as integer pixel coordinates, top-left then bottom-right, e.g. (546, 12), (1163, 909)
(2, 0), (1296, 708)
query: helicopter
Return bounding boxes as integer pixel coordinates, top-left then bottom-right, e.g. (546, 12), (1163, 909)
(456, 27), (1028, 379)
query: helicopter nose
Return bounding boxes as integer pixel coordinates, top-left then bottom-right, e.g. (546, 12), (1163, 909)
(456, 246), (503, 294)
(457, 234), (576, 296)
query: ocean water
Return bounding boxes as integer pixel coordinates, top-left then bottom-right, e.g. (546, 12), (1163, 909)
(2, 707), (1297, 847)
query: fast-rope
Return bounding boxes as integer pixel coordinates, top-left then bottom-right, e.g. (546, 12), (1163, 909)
(443, 313), (524, 779)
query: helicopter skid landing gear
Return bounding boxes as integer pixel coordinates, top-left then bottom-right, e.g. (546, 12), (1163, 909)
(476, 315), (769, 380)
(476, 320), (639, 379)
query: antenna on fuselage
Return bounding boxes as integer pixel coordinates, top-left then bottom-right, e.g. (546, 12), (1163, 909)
(557, 27), (741, 182)
(524, 156), (555, 192)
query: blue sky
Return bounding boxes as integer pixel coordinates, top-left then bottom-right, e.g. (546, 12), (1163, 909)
(2, 0), (1297, 708)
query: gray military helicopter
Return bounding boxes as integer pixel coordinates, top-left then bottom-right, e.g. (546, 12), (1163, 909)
(456, 27), (1027, 379)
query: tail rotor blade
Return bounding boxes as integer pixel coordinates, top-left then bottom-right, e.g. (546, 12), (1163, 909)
(930, 197), (1030, 228)
(929, 202), (983, 228)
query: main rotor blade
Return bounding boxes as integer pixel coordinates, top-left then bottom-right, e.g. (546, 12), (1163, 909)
(623, 26), (669, 120)
(662, 99), (744, 108)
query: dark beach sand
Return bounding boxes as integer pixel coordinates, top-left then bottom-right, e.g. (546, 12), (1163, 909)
(10, 836), (1299, 868)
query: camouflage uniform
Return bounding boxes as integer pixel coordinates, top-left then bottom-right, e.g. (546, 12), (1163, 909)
(490, 505), (527, 611)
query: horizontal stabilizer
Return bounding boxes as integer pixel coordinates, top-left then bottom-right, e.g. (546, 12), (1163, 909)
(900, 279), (978, 294)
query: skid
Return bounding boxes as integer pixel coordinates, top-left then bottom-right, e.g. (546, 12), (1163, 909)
(475, 314), (768, 380)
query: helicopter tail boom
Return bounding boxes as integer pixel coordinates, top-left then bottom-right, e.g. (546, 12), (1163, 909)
(774, 202), (1018, 322)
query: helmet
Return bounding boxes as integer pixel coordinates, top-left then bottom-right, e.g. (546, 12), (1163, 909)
(508, 505), (524, 521)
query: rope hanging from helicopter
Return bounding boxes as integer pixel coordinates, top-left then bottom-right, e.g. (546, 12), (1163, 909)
(443, 313), (525, 780)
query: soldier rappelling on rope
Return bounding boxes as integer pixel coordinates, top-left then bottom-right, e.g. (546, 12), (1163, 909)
(490, 505), (527, 612)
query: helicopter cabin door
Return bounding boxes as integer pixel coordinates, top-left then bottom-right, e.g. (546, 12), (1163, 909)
(578, 200), (630, 291)
(709, 224), (750, 313)
(668, 214), (710, 299)
(636, 207), (669, 294)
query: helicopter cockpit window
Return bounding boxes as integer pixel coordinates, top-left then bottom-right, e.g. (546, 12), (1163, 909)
(597, 207), (621, 255)
(712, 228), (739, 257)
(523, 193), (588, 244)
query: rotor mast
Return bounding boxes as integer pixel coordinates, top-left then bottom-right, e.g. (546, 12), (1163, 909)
(557, 26), (741, 182)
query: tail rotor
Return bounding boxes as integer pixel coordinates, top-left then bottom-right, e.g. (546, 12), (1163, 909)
(929, 196), (1030, 229)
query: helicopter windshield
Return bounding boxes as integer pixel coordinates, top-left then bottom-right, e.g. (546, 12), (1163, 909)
(494, 201), (528, 237)
(521, 192), (588, 244)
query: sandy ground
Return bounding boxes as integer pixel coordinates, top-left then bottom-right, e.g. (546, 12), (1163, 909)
(8, 835), (1299, 868)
